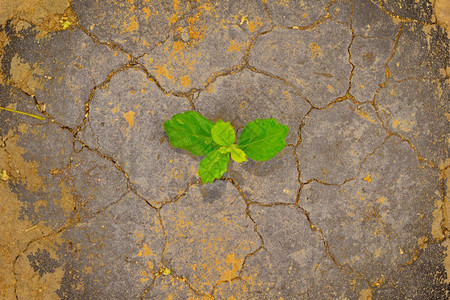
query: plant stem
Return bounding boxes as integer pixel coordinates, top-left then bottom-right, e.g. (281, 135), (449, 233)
(0, 106), (45, 120)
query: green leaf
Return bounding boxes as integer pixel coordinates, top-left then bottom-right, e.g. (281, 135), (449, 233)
(238, 118), (289, 161)
(220, 144), (247, 163)
(198, 149), (230, 183)
(163, 111), (219, 156)
(229, 145), (247, 163)
(211, 120), (236, 147)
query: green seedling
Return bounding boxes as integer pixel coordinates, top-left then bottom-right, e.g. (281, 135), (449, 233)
(163, 111), (289, 184)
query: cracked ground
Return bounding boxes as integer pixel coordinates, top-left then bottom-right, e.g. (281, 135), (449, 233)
(0, 0), (449, 299)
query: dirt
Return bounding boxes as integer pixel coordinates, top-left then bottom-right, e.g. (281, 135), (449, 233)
(435, 0), (450, 29)
(0, 0), (77, 84)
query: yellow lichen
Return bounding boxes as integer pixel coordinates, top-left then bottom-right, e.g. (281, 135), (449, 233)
(123, 110), (135, 127)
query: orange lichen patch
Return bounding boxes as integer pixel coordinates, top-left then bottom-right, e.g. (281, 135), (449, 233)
(439, 66), (449, 78)
(241, 270), (258, 287)
(137, 243), (154, 257)
(219, 254), (242, 281)
(173, 40), (186, 53)
(142, 7), (151, 20)
(392, 118), (415, 132)
(205, 83), (216, 94)
(112, 106), (120, 114)
(213, 279), (249, 299)
(173, 0), (180, 11)
(155, 65), (175, 81)
(359, 288), (372, 300)
(436, 80), (445, 99)
(152, 47), (200, 88)
(123, 110), (135, 127)
(227, 40), (242, 52)
(170, 14), (178, 24)
(123, 14), (139, 32)
(376, 196), (387, 204)
(180, 75), (191, 87)
(309, 42), (322, 58)
(247, 17), (263, 32)
(363, 174), (371, 182)
(186, 5), (209, 43)
(163, 188), (258, 294)
(188, 24), (206, 41)
(201, 1), (214, 12)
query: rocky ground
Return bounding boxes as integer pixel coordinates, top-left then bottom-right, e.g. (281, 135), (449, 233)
(0, 0), (449, 299)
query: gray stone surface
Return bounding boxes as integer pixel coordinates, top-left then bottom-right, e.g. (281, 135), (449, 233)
(297, 101), (386, 184)
(242, 204), (363, 298)
(72, 0), (174, 56)
(145, 275), (201, 299)
(6, 123), (74, 231)
(373, 242), (450, 299)
(1, 0), (449, 299)
(139, 24), (248, 93)
(353, 0), (400, 38)
(389, 23), (448, 80)
(350, 37), (394, 102)
(300, 136), (440, 284)
(78, 68), (196, 204)
(195, 68), (310, 144)
(250, 20), (352, 108)
(381, 0), (434, 22)
(160, 181), (260, 294)
(2, 24), (128, 128)
(57, 193), (164, 299)
(377, 79), (449, 165)
(266, 0), (330, 27)
(228, 146), (299, 204)
(329, 0), (353, 25)
(68, 148), (129, 220)
(0, 84), (46, 136)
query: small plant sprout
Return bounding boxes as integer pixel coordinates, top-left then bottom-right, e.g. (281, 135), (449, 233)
(163, 111), (289, 184)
